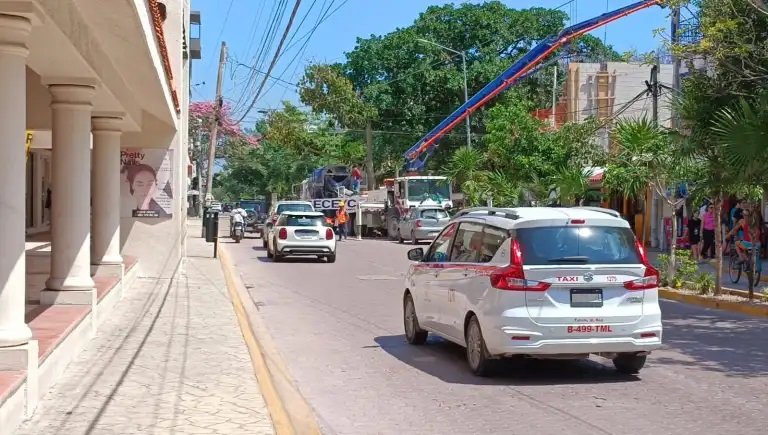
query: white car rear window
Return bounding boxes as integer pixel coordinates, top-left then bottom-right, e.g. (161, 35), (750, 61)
(516, 226), (640, 265)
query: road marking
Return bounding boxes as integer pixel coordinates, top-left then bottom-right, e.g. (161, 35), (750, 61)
(220, 247), (300, 435)
(356, 275), (398, 280)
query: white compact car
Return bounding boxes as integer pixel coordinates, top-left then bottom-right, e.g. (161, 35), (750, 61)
(402, 206), (662, 376)
(267, 211), (337, 263)
(263, 200), (315, 247)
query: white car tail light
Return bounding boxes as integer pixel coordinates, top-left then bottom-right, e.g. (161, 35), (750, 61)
(325, 228), (334, 240)
(415, 219), (423, 228)
(623, 267), (659, 291)
(489, 239), (551, 292)
(278, 228), (288, 240)
(624, 239), (659, 291)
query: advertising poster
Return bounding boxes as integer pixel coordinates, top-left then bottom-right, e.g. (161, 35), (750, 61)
(120, 149), (173, 218)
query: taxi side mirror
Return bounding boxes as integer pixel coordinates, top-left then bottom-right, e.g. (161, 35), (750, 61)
(407, 247), (424, 262)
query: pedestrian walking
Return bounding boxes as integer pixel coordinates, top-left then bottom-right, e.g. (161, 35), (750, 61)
(688, 209), (702, 262)
(701, 203), (716, 259)
(335, 201), (349, 241)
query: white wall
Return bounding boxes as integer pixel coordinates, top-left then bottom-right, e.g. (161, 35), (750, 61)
(571, 62), (674, 127)
(119, 1), (189, 278)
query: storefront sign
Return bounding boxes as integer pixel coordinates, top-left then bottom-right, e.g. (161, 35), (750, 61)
(120, 149), (174, 218)
(311, 197), (359, 211)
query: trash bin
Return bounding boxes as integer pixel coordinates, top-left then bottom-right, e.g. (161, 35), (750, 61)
(204, 209), (219, 243)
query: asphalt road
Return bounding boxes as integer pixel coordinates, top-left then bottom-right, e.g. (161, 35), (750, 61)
(225, 235), (768, 435)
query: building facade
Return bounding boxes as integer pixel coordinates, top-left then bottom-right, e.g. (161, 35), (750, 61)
(0, 0), (190, 431)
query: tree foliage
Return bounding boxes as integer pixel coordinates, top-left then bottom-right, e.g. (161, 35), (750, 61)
(298, 1), (620, 174)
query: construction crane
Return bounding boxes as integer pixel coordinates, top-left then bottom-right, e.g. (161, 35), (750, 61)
(403, 0), (664, 171)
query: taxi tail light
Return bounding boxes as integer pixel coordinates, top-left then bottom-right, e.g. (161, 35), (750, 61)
(415, 219), (423, 228)
(325, 228), (334, 240)
(278, 228), (288, 240)
(490, 240), (550, 292)
(624, 239), (659, 290)
(624, 266), (659, 291)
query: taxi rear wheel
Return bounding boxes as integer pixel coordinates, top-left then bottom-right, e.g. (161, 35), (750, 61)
(465, 316), (493, 377)
(612, 353), (646, 375)
(404, 294), (427, 345)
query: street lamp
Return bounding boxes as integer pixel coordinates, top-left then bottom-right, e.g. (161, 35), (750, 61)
(417, 38), (471, 149)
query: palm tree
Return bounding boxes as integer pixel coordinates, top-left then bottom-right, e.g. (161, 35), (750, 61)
(547, 166), (591, 207)
(604, 118), (689, 279)
(710, 92), (768, 299)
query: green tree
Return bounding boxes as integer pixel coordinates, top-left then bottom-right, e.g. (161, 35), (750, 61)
(603, 118), (692, 278)
(300, 2), (621, 173)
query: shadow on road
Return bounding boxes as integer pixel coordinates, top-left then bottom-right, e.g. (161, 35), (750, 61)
(658, 300), (768, 377)
(373, 335), (639, 386)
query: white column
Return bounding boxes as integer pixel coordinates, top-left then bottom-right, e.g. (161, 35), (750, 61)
(45, 84), (96, 293)
(91, 116), (123, 265)
(0, 14), (33, 347)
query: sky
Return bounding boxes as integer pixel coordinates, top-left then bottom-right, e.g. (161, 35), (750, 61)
(190, 0), (671, 125)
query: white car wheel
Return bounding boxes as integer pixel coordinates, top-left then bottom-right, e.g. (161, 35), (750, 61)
(466, 316), (492, 376)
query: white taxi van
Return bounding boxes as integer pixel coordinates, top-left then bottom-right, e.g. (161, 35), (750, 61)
(402, 207), (662, 376)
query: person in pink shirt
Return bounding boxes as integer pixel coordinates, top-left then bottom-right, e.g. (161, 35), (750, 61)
(700, 204), (716, 259)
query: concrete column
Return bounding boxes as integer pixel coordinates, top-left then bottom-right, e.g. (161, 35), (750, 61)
(91, 116), (123, 265)
(0, 13), (33, 347)
(44, 83), (97, 299)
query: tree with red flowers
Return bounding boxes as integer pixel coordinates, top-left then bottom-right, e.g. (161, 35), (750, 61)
(188, 100), (258, 195)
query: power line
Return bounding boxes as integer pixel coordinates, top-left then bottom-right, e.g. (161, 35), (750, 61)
(232, 0), (290, 113)
(203, 0), (234, 77)
(237, 0), (304, 123)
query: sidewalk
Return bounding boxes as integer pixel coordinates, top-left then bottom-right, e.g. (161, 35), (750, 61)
(647, 249), (768, 293)
(14, 222), (274, 435)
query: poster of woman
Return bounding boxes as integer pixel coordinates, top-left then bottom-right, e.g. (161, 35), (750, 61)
(120, 149), (173, 218)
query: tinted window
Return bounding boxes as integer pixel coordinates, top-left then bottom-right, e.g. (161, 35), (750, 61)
(480, 225), (507, 263)
(516, 226), (640, 265)
(424, 223), (457, 262)
(278, 215), (326, 227)
(421, 209), (449, 219)
(450, 222), (484, 262)
(276, 203), (313, 213)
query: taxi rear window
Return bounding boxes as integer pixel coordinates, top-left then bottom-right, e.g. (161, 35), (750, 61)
(516, 226), (640, 265)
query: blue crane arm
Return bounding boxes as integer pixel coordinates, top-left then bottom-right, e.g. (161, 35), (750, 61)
(403, 0), (663, 171)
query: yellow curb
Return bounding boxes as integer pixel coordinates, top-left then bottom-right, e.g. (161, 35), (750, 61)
(659, 288), (768, 318)
(219, 246), (296, 435)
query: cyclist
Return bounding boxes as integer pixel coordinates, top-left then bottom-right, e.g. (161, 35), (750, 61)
(726, 207), (759, 271)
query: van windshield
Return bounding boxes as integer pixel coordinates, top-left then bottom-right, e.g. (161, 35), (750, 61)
(516, 226), (640, 265)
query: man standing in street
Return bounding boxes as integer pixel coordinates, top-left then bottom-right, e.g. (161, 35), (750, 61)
(335, 201), (349, 241)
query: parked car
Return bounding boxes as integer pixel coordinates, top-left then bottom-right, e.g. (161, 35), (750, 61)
(263, 201), (315, 248)
(267, 211), (336, 263)
(402, 206), (662, 376)
(396, 206), (450, 244)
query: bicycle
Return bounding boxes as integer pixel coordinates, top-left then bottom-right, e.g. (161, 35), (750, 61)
(727, 239), (762, 286)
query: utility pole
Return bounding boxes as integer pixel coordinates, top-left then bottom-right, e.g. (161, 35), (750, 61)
(365, 122), (376, 189)
(551, 65), (558, 128)
(461, 53), (470, 148)
(671, 7), (681, 129)
(651, 64), (658, 125)
(205, 41), (226, 206)
(647, 60), (660, 248)
(416, 38), (470, 148)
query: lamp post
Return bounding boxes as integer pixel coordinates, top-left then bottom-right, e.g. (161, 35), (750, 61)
(417, 38), (471, 149)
